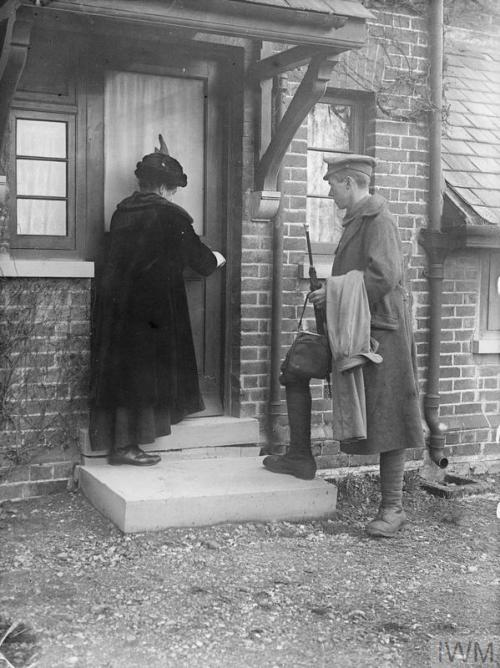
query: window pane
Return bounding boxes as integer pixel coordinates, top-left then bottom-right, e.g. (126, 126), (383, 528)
(17, 160), (66, 197)
(307, 103), (352, 244)
(487, 253), (500, 331)
(16, 120), (67, 158)
(308, 103), (352, 150)
(306, 197), (345, 245)
(17, 199), (67, 236)
(307, 150), (332, 196)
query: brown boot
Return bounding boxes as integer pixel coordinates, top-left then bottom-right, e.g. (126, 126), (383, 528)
(366, 506), (406, 537)
(366, 449), (406, 537)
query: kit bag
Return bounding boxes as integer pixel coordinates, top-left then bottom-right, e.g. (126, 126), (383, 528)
(280, 294), (331, 380)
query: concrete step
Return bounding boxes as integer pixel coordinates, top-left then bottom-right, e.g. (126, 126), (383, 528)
(79, 457), (337, 533)
(80, 416), (261, 460)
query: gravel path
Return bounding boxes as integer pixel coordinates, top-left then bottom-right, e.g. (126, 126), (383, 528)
(0, 472), (499, 667)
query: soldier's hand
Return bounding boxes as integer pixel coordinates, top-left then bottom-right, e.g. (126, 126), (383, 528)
(309, 285), (326, 308)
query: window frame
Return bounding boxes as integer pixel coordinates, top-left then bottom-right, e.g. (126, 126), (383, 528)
(306, 90), (369, 257)
(473, 251), (500, 354)
(8, 106), (77, 252)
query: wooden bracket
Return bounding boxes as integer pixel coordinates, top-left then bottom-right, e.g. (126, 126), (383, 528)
(250, 54), (338, 221)
(249, 189), (282, 223)
(247, 45), (340, 82)
(0, 3), (34, 153)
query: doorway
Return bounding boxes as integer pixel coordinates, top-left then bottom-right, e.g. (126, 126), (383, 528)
(90, 48), (228, 416)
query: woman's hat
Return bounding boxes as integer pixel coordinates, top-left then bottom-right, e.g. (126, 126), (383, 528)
(135, 134), (187, 187)
(324, 154), (376, 180)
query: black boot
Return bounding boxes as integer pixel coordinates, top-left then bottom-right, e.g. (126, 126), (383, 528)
(109, 445), (161, 466)
(263, 376), (316, 480)
(366, 449), (406, 537)
(130, 445), (161, 463)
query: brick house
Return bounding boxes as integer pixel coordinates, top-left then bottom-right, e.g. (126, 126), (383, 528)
(0, 0), (498, 501)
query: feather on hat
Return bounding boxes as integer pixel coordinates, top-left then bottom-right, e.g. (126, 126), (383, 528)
(154, 134), (169, 156)
(135, 134), (187, 187)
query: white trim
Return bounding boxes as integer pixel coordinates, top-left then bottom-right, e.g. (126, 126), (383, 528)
(474, 251), (500, 354)
(472, 337), (500, 355)
(0, 257), (94, 278)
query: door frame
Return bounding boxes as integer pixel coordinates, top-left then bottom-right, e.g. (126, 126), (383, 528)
(82, 29), (244, 418)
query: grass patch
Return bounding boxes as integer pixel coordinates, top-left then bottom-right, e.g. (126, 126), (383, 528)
(335, 472), (380, 507)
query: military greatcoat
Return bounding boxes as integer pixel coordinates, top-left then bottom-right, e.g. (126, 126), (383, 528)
(332, 193), (424, 455)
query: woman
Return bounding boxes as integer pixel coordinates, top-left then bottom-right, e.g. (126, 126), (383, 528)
(90, 135), (225, 466)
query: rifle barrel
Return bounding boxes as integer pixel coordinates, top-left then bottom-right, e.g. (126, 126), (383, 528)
(303, 224), (314, 266)
(302, 224), (326, 334)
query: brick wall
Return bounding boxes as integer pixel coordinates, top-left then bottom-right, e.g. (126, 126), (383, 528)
(238, 8), (433, 464)
(245, 5), (500, 474)
(239, 219), (273, 422)
(239, 42), (274, 427)
(438, 253), (500, 466)
(0, 278), (90, 499)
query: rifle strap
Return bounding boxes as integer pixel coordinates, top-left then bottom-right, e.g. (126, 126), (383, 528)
(297, 292), (313, 331)
(297, 293), (332, 398)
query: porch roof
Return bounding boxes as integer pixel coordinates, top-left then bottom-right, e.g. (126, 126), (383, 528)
(443, 31), (500, 231)
(228, 0), (373, 19)
(13, 0), (373, 50)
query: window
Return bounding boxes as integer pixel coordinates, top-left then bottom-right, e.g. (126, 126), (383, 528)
(474, 251), (500, 354)
(306, 93), (368, 253)
(9, 109), (76, 251)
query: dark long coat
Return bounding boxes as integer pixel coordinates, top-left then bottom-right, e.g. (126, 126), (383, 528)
(332, 193), (424, 455)
(90, 192), (217, 423)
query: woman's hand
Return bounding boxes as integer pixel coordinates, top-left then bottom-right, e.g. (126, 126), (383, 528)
(309, 285), (326, 307)
(212, 251), (226, 268)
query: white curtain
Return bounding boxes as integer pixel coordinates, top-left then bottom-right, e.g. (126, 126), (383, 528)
(16, 119), (67, 236)
(306, 103), (351, 245)
(306, 149), (345, 246)
(104, 70), (205, 233)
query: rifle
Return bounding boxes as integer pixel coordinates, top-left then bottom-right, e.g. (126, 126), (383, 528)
(303, 224), (326, 336)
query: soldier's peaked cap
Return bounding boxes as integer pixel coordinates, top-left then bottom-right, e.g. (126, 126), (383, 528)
(323, 154), (376, 180)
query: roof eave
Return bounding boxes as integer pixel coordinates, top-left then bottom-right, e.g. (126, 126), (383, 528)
(443, 185), (500, 249)
(228, 0), (375, 20)
(27, 0), (371, 49)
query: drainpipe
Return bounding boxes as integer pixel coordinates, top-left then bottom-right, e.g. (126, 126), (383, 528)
(267, 74), (286, 453)
(421, 0), (448, 468)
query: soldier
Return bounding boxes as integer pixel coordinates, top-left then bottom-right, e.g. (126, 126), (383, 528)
(264, 154), (424, 537)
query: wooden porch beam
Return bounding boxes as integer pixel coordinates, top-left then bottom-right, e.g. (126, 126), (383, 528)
(247, 44), (341, 82)
(250, 54), (338, 221)
(255, 55), (338, 194)
(0, 0), (20, 24)
(0, 3), (34, 152)
(25, 0), (369, 50)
